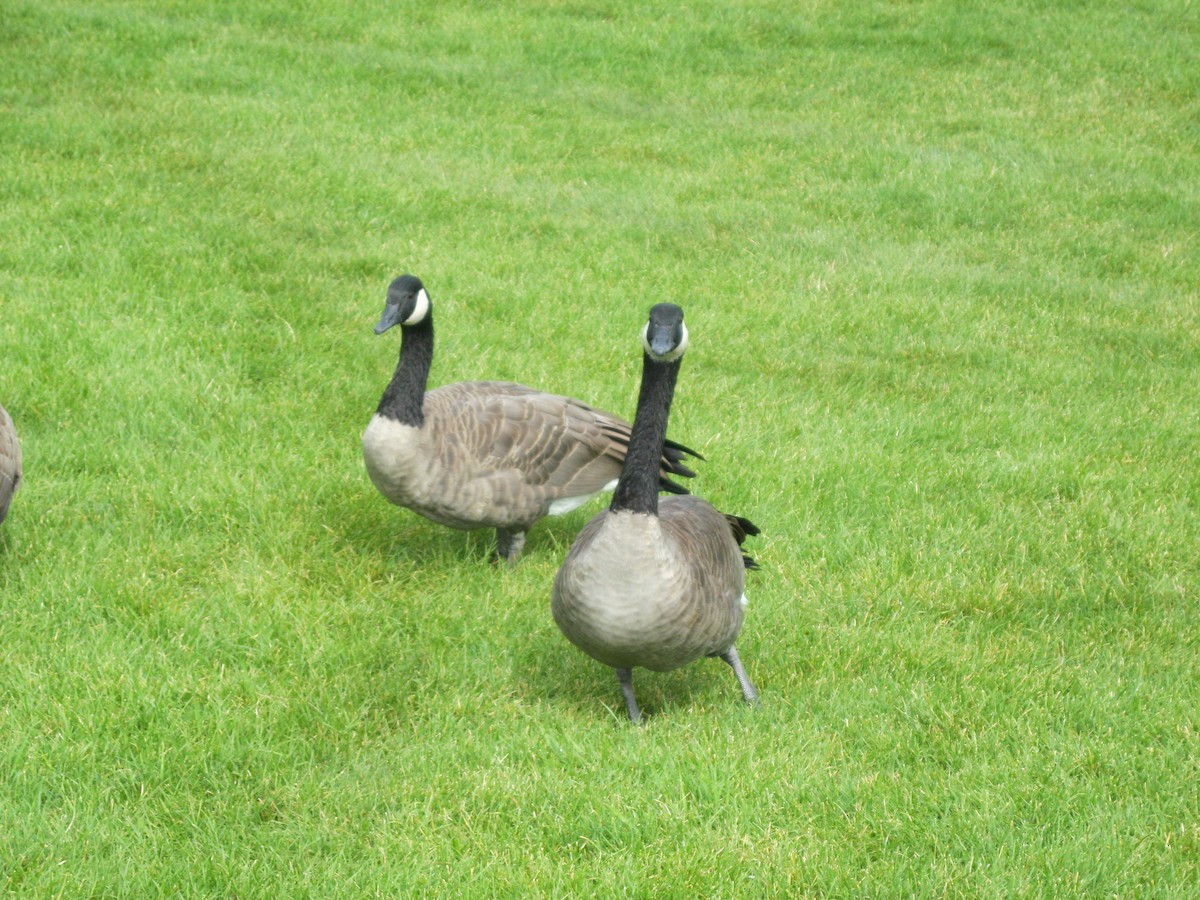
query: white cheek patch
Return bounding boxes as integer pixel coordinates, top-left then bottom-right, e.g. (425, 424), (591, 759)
(640, 321), (689, 362)
(670, 322), (689, 359)
(403, 288), (431, 325)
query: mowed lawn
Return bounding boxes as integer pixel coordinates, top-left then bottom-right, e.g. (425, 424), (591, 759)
(2, 0), (1198, 894)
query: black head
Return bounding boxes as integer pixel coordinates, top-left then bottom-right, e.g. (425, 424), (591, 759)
(641, 303), (688, 362)
(375, 274), (431, 334)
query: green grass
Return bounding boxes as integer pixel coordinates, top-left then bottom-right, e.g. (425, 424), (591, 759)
(2, 0), (1198, 894)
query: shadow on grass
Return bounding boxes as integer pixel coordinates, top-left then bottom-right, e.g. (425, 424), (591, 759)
(332, 491), (605, 570)
(327, 495), (499, 567)
(320, 494), (763, 724)
(518, 626), (758, 726)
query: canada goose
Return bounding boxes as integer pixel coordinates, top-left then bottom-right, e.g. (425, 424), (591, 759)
(0, 403), (21, 526)
(362, 275), (701, 566)
(552, 303), (760, 724)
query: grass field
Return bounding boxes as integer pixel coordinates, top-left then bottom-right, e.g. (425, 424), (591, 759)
(2, 0), (1198, 894)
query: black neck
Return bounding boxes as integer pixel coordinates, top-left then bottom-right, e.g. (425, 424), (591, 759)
(610, 353), (680, 516)
(375, 317), (433, 427)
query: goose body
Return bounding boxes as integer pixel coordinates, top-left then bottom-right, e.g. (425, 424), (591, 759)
(0, 403), (21, 526)
(362, 275), (699, 565)
(552, 303), (760, 723)
(553, 498), (749, 672)
(363, 380), (656, 531)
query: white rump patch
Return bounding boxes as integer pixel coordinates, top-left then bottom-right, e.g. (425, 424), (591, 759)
(739, 593), (748, 609)
(404, 287), (431, 325)
(547, 478), (619, 516)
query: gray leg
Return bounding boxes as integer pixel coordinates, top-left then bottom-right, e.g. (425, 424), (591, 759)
(718, 646), (759, 706)
(493, 528), (526, 567)
(616, 667), (644, 725)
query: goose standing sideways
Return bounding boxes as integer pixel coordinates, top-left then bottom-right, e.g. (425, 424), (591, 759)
(362, 275), (701, 566)
(552, 304), (760, 723)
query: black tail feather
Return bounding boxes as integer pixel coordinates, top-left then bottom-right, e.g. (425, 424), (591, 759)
(659, 477), (690, 495)
(664, 436), (706, 464)
(658, 436), (703, 492)
(724, 513), (762, 570)
(599, 421), (703, 495)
